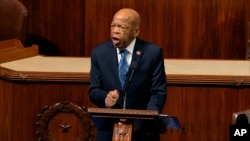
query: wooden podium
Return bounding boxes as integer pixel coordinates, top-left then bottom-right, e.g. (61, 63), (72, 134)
(88, 108), (162, 141)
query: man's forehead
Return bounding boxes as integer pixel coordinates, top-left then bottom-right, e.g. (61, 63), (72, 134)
(113, 15), (129, 21)
(113, 13), (134, 24)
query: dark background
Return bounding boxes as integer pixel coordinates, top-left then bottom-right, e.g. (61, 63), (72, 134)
(19, 0), (250, 59)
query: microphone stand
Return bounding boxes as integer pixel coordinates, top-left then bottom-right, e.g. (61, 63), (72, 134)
(123, 79), (132, 109)
(122, 62), (137, 109)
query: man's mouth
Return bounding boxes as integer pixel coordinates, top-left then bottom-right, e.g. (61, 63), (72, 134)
(112, 37), (120, 46)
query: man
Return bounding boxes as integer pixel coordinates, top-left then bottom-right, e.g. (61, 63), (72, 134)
(88, 8), (167, 141)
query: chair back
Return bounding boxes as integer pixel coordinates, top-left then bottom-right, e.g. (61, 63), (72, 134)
(0, 0), (28, 44)
(233, 109), (250, 124)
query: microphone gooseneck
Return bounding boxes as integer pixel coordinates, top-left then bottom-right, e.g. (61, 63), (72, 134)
(123, 61), (138, 109)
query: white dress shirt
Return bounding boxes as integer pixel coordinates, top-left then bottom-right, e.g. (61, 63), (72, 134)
(117, 38), (136, 66)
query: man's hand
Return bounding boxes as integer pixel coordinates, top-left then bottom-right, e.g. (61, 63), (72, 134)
(105, 89), (119, 108)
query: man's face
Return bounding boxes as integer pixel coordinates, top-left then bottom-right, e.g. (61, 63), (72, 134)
(110, 14), (137, 49)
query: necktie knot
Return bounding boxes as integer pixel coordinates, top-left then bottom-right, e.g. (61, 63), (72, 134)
(120, 49), (129, 57)
(119, 49), (129, 89)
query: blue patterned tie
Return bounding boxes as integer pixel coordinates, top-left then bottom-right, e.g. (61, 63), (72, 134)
(119, 49), (129, 89)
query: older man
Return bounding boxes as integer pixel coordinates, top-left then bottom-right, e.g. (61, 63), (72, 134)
(88, 8), (167, 141)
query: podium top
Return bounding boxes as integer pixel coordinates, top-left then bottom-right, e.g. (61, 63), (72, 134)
(87, 108), (158, 119)
(88, 108), (182, 130)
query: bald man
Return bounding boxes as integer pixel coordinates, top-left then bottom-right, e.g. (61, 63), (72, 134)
(89, 8), (167, 141)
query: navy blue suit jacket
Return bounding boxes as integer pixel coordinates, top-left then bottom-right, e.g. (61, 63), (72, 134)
(88, 38), (167, 129)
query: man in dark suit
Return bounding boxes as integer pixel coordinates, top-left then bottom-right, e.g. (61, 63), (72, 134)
(88, 8), (167, 141)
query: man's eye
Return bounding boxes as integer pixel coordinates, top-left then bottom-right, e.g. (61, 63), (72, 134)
(120, 26), (127, 29)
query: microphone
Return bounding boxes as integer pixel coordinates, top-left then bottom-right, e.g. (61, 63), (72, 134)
(123, 61), (138, 109)
(128, 62), (138, 82)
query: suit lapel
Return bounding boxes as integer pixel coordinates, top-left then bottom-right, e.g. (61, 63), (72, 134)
(108, 43), (123, 89)
(131, 39), (144, 66)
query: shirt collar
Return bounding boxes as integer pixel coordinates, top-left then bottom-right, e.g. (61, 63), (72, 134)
(117, 38), (136, 54)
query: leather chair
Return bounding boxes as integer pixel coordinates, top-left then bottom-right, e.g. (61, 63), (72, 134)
(0, 0), (28, 44)
(233, 109), (250, 125)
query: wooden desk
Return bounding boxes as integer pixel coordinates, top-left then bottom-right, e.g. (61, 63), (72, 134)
(1, 56), (250, 84)
(1, 51), (250, 140)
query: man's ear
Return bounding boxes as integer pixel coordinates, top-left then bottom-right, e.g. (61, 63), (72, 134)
(133, 27), (140, 37)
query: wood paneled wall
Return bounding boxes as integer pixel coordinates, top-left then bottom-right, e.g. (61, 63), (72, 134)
(162, 85), (250, 141)
(1, 79), (250, 141)
(20, 0), (85, 56)
(0, 80), (93, 141)
(19, 0), (248, 59)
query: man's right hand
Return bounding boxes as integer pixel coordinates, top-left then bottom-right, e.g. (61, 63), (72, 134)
(105, 89), (119, 107)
